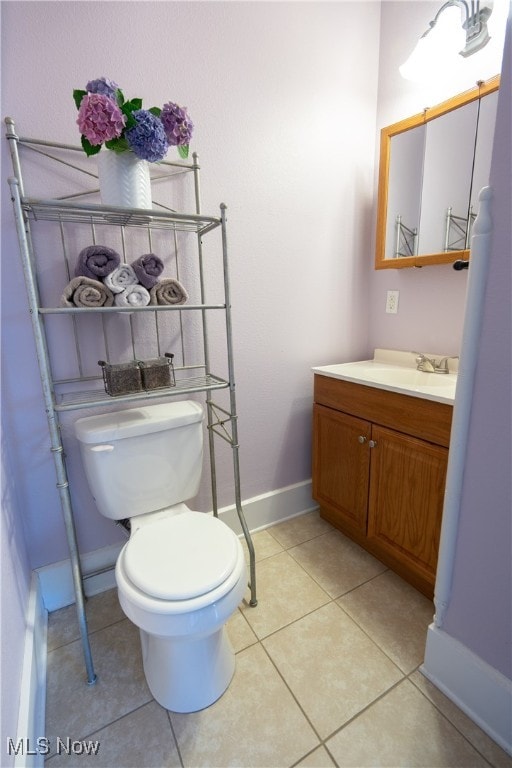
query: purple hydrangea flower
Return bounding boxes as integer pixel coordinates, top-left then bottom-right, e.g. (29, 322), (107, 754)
(125, 110), (169, 162)
(76, 93), (126, 146)
(86, 77), (120, 101)
(161, 102), (194, 146)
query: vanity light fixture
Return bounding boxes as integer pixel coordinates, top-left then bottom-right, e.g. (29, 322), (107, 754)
(400, 0), (492, 81)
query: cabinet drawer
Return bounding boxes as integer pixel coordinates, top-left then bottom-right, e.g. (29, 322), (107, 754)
(314, 374), (452, 447)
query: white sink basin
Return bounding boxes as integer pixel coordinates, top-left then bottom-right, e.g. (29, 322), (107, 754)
(312, 356), (457, 404)
(346, 364), (452, 388)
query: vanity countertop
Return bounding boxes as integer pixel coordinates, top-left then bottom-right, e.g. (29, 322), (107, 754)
(313, 349), (457, 405)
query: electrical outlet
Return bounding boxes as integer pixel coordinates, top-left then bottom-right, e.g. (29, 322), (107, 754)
(386, 290), (399, 314)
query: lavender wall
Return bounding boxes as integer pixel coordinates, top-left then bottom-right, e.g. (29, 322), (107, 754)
(1, 416), (31, 765)
(370, 2), (471, 356)
(1, 1), (380, 568)
(370, 2), (512, 678)
(443, 15), (511, 679)
(1, 3), (509, 744)
(368, 1), (507, 356)
(372, 1), (510, 680)
(0, 0), (507, 570)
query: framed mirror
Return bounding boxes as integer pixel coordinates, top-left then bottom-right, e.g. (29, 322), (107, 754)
(375, 76), (500, 269)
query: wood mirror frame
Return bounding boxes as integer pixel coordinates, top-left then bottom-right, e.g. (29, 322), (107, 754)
(375, 76), (500, 270)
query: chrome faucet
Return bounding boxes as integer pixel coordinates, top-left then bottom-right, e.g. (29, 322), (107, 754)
(413, 352), (459, 374)
(435, 356), (459, 374)
(414, 353), (436, 373)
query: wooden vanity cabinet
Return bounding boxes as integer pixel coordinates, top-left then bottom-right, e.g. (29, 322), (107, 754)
(312, 375), (453, 598)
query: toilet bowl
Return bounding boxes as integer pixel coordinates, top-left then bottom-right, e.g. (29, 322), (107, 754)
(74, 402), (248, 712)
(116, 506), (247, 712)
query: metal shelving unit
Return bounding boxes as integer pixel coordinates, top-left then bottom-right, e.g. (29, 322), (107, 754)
(5, 117), (257, 685)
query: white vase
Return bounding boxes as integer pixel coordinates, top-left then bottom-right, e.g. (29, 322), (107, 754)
(97, 150), (152, 209)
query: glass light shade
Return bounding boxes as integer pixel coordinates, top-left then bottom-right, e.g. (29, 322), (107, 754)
(467, 0), (509, 79)
(399, 6), (466, 83)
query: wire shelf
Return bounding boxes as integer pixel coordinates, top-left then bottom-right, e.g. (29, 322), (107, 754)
(21, 198), (222, 234)
(54, 373), (229, 411)
(6, 117), (258, 687)
(39, 303), (226, 315)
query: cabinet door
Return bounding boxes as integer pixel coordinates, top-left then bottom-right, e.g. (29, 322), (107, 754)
(312, 404), (370, 533)
(367, 425), (447, 581)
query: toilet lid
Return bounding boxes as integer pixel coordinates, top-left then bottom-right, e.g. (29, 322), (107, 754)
(123, 512), (239, 600)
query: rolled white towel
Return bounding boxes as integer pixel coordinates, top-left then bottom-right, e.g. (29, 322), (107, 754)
(104, 264), (138, 294)
(114, 284), (151, 307)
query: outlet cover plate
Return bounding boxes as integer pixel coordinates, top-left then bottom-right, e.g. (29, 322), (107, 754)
(386, 290), (399, 314)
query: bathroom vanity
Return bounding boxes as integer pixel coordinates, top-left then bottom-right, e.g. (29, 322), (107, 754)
(312, 352), (456, 598)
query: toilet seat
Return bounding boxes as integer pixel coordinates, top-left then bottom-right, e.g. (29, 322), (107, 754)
(123, 511), (239, 601)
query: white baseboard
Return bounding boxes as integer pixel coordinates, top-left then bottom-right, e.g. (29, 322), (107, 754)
(217, 479), (317, 536)
(13, 573), (47, 768)
(38, 480), (316, 612)
(37, 541), (124, 612)
(422, 623), (512, 755)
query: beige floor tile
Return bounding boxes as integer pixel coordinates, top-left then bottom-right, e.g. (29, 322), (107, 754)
(241, 527), (284, 562)
(263, 602), (403, 739)
(45, 534), (509, 768)
(227, 607), (258, 653)
(410, 670), (512, 768)
(169, 643), (320, 767)
(45, 700), (180, 767)
(326, 679), (490, 767)
(268, 509), (333, 549)
(47, 588), (125, 651)
(240, 551), (330, 639)
(45, 619), (151, 756)
(295, 746), (336, 767)
(289, 529), (387, 598)
(337, 570), (434, 673)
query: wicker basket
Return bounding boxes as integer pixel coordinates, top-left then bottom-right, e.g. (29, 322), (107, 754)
(138, 353), (175, 391)
(98, 360), (142, 397)
(98, 353), (175, 397)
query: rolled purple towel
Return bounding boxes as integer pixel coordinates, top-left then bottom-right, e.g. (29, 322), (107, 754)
(131, 253), (164, 290)
(75, 245), (121, 280)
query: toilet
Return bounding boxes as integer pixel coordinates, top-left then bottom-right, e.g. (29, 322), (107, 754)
(74, 400), (247, 713)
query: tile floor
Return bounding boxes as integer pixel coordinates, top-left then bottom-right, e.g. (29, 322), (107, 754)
(45, 511), (512, 768)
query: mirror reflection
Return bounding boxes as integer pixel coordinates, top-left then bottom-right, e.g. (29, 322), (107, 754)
(385, 125), (425, 258)
(375, 76), (500, 269)
(421, 99), (479, 255)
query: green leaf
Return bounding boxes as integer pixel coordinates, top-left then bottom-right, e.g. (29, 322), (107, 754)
(116, 88), (125, 107)
(105, 138), (130, 153)
(178, 145), (189, 159)
(122, 110), (137, 131)
(149, 107), (161, 117)
(81, 135), (101, 157)
(121, 101), (140, 126)
(125, 98), (142, 111)
(73, 89), (87, 110)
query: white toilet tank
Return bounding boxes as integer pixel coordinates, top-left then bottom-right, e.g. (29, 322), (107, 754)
(74, 401), (204, 520)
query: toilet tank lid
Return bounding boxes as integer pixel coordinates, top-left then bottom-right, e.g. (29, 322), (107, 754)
(74, 401), (204, 444)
